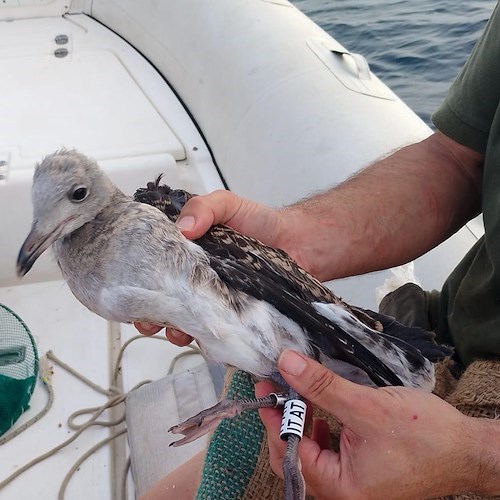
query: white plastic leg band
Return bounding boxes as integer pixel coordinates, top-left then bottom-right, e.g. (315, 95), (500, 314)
(279, 399), (307, 440)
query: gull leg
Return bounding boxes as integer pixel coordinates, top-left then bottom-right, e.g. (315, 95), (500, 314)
(279, 388), (307, 500)
(169, 393), (286, 446)
(283, 434), (305, 500)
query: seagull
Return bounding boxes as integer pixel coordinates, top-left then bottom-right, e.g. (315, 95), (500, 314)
(17, 150), (450, 500)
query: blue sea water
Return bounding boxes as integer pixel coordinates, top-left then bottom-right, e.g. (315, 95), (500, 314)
(291, 0), (497, 124)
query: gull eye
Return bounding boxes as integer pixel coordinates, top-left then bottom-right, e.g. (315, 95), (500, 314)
(70, 186), (89, 202)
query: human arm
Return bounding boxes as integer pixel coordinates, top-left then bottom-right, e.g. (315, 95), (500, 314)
(139, 450), (206, 500)
(256, 349), (500, 499)
(172, 131), (483, 281)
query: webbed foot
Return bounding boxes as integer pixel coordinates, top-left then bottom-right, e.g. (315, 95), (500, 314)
(169, 393), (285, 446)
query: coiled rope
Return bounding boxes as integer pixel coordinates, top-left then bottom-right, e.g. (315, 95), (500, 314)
(0, 335), (201, 499)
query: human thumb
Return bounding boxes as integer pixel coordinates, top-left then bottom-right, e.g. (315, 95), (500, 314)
(175, 190), (242, 240)
(278, 350), (373, 425)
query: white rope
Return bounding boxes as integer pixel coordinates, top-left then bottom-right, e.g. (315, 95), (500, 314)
(0, 335), (202, 499)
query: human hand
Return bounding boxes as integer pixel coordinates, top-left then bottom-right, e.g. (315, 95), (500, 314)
(256, 350), (481, 500)
(174, 189), (289, 252)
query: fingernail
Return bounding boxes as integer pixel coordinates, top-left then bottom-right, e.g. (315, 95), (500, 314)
(176, 215), (195, 231)
(278, 350), (307, 376)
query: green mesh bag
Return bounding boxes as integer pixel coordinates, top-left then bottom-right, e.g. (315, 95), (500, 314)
(0, 304), (38, 437)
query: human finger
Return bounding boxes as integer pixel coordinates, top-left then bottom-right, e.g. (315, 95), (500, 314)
(311, 418), (331, 450)
(134, 322), (193, 347)
(134, 322), (163, 336)
(165, 328), (194, 347)
(277, 350), (374, 425)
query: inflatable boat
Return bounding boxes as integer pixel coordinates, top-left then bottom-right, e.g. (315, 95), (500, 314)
(0, 1), (480, 498)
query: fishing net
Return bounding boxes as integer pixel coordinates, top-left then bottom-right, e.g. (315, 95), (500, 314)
(0, 304), (38, 437)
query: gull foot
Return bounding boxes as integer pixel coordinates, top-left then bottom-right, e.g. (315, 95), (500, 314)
(169, 393), (285, 447)
(169, 399), (245, 446)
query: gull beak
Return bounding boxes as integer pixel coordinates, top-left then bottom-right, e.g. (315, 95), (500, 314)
(17, 215), (79, 276)
(18, 211), (81, 277)
(16, 222), (57, 277)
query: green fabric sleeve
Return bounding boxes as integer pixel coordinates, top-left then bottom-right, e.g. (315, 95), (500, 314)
(196, 371), (264, 499)
(432, 2), (500, 153)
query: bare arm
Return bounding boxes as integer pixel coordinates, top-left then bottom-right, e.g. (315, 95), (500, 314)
(282, 131), (483, 279)
(139, 450), (205, 500)
(177, 131), (484, 281)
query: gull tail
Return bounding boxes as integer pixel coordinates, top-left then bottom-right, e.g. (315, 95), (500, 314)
(312, 302), (452, 391)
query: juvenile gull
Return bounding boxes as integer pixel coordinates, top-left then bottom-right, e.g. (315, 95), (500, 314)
(17, 150), (451, 500)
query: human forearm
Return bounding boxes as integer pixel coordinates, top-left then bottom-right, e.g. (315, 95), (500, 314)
(175, 131), (483, 281)
(281, 131), (484, 280)
(139, 450), (206, 500)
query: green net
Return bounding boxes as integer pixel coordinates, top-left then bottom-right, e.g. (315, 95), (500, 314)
(0, 304), (38, 437)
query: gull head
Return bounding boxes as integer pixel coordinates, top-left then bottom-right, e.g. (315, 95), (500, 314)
(17, 149), (119, 277)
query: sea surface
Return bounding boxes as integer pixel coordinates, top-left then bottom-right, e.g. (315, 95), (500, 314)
(291, 0), (497, 125)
